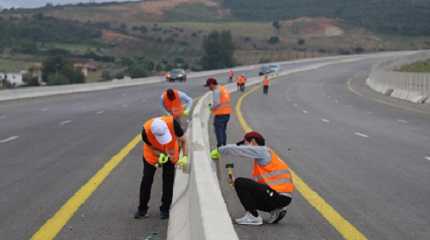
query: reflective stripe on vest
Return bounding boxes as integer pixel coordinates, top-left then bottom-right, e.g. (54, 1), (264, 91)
(252, 151), (294, 193)
(254, 169), (291, 182)
(163, 90), (184, 118)
(213, 85), (232, 116)
(142, 116), (179, 166)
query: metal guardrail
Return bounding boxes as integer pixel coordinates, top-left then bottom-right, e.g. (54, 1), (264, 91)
(367, 51), (430, 103)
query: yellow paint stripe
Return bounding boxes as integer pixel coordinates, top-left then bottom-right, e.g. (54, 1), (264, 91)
(31, 134), (141, 240)
(236, 84), (367, 240)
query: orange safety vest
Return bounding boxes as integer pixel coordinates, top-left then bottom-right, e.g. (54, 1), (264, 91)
(212, 85), (232, 116)
(162, 89), (184, 118)
(142, 116), (180, 166)
(237, 75), (246, 85)
(252, 150), (294, 193)
(263, 76), (270, 86)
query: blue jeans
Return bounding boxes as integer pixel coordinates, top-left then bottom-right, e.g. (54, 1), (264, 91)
(214, 114), (230, 147)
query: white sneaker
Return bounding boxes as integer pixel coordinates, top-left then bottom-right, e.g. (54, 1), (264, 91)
(235, 212), (263, 225)
(267, 208), (287, 224)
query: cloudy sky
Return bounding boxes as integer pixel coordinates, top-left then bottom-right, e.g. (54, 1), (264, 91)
(0, 0), (139, 8)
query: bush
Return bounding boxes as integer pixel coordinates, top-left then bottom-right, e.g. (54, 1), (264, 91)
(268, 36), (280, 44)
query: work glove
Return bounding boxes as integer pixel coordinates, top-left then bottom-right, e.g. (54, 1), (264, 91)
(177, 155), (188, 169)
(210, 148), (221, 160)
(158, 153), (169, 166)
(183, 109), (190, 117)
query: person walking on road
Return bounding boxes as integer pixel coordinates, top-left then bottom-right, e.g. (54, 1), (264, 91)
(211, 131), (294, 226)
(204, 78), (232, 153)
(236, 74), (247, 92)
(160, 88), (193, 128)
(228, 69), (234, 83)
(262, 75), (270, 95)
(135, 116), (188, 220)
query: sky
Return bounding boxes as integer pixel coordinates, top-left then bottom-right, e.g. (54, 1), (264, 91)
(0, 0), (139, 9)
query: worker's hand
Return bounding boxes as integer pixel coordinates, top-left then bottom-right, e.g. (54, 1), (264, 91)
(177, 155), (188, 169)
(183, 109), (190, 117)
(210, 148), (221, 160)
(158, 153), (169, 165)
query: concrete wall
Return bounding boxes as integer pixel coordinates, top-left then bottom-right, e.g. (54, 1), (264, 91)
(367, 51), (430, 103)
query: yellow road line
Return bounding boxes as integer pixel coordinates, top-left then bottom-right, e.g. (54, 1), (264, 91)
(236, 85), (368, 240)
(31, 134), (141, 240)
(347, 78), (430, 116)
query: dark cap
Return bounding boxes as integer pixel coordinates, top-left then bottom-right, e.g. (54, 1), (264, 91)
(204, 78), (218, 87)
(236, 131), (266, 146)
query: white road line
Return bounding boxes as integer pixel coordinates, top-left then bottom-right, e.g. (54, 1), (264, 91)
(60, 120), (72, 126)
(321, 118), (330, 123)
(0, 115), (5, 119)
(303, 110), (309, 114)
(354, 132), (369, 138)
(426, 156), (430, 161)
(0, 136), (19, 144)
(121, 104), (128, 108)
(334, 99), (339, 103)
(368, 112), (373, 115)
(96, 110), (105, 115)
(293, 103), (298, 107)
(397, 119), (408, 124)
(327, 95), (331, 99)
(41, 108), (49, 112)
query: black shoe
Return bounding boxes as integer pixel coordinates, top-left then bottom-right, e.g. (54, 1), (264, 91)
(134, 209), (148, 219)
(160, 210), (170, 220)
(272, 209), (287, 224)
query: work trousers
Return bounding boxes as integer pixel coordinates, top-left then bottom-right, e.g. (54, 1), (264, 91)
(263, 85), (269, 95)
(234, 177), (292, 217)
(138, 158), (175, 213)
(214, 114), (230, 148)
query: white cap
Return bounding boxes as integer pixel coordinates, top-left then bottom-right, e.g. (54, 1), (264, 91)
(151, 118), (172, 145)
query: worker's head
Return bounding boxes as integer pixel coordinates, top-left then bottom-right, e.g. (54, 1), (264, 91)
(204, 78), (218, 91)
(166, 89), (176, 101)
(237, 131), (266, 146)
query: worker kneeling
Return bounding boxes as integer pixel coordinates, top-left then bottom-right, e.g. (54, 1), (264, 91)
(135, 116), (188, 220)
(212, 131), (294, 225)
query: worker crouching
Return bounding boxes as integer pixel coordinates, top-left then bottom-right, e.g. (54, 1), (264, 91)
(212, 131), (294, 225)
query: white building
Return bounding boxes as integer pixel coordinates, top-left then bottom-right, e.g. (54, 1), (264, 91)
(0, 71), (26, 87)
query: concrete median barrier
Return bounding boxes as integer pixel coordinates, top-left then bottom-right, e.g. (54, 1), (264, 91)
(367, 51), (430, 104)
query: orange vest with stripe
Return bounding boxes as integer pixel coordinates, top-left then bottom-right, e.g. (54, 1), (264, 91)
(263, 76), (270, 86)
(162, 90), (184, 118)
(142, 116), (179, 166)
(237, 75), (246, 85)
(252, 150), (294, 193)
(213, 85), (232, 116)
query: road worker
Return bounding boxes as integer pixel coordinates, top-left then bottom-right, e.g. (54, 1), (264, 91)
(204, 78), (232, 153)
(262, 75), (270, 95)
(211, 131), (294, 225)
(228, 69), (234, 82)
(160, 88), (193, 128)
(135, 115), (188, 220)
(236, 74), (247, 92)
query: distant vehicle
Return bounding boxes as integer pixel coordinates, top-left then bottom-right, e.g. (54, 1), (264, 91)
(166, 69), (187, 82)
(259, 64), (281, 76)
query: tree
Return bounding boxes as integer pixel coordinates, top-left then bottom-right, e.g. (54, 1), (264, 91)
(200, 30), (235, 70)
(42, 56), (84, 85)
(272, 20), (281, 35)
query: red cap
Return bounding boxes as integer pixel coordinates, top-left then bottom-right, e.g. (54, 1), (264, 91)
(237, 131), (266, 146)
(204, 78), (218, 87)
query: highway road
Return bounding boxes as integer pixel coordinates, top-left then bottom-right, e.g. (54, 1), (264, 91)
(217, 59), (430, 239)
(0, 58), (336, 240)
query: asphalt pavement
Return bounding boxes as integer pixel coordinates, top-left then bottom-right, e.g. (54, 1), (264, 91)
(217, 59), (430, 239)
